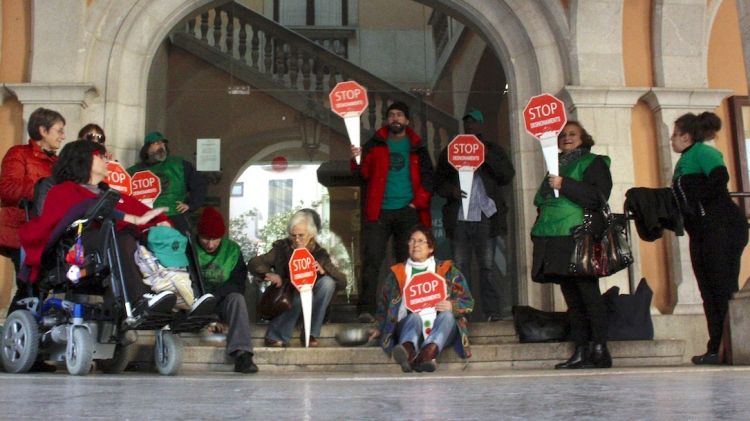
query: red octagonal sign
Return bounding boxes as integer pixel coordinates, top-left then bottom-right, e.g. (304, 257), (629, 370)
(523, 93), (567, 139)
(448, 134), (485, 171)
(130, 170), (161, 203)
(403, 272), (448, 313)
(288, 248), (318, 292)
(105, 161), (132, 196)
(329, 80), (369, 118)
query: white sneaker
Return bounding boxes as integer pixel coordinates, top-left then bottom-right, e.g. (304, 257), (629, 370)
(141, 291), (176, 313)
(189, 294), (216, 316)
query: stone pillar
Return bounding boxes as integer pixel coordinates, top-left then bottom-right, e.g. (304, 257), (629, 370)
(641, 88), (732, 314)
(3, 83), (96, 143)
(557, 86), (648, 307)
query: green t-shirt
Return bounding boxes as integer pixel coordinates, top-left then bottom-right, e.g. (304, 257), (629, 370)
(382, 138), (414, 210)
(674, 142), (725, 179)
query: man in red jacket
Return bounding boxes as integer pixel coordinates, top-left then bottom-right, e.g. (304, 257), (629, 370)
(350, 102), (434, 322)
(0, 107), (65, 316)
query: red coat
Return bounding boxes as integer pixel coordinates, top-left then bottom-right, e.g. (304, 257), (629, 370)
(351, 126), (434, 227)
(19, 181), (170, 282)
(0, 140), (57, 250)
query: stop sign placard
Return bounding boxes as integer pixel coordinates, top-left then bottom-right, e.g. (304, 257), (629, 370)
(448, 135), (485, 171)
(105, 161), (132, 196)
(288, 248), (318, 292)
(329, 81), (369, 117)
(130, 170), (161, 203)
(403, 272), (448, 313)
(523, 93), (567, 139)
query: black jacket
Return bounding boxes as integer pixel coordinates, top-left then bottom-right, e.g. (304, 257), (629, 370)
(624, 187), (684, 241)
(435, 136), (515, 237)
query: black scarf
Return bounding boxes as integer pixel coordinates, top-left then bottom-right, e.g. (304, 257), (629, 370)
(559, 147), (590, 167)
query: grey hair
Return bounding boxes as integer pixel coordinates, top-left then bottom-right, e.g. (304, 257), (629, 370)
(287, 210), (318, 238)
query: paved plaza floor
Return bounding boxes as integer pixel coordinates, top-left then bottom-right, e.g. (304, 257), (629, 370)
(1, 366), (749, 420)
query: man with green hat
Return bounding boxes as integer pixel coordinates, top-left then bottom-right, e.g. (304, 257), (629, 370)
(127, 131), (207, 233)
(435, 108), (515, 321)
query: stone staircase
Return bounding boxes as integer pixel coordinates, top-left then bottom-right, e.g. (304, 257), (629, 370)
(130, 322), (685, 373)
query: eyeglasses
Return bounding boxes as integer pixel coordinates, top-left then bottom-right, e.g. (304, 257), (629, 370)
(290, 233), (307, 239)
(408, 238), (428, 246)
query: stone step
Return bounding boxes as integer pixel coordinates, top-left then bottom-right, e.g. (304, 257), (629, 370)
(130, 338), (684, 372)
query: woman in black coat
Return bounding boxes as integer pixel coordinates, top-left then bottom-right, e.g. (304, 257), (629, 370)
(530, 121), (613, 369)
(670, 112), (748, 364)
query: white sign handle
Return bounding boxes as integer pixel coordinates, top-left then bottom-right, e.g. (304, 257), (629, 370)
(417, 307), (437, 339)
(539, 133), (560, 198)
(300, 286), (313, 347)
(458, 169), (474, 219)
(344, 115), (361, 164)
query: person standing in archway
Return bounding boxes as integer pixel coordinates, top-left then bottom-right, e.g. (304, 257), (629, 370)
(127, 131), (207, 234)
(435, 109), (515, 321)
(350, 102), (434, 323)
(1, 108), (65, 317)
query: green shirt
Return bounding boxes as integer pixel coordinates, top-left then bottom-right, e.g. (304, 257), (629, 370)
(381, 138), (414, 210)
(196, 238), (241, 294)
(674, 142), (725, 179)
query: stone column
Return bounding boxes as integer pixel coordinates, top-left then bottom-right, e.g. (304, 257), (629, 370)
(641, 88), (732, 314)
(3, 83), (96, 143)
(556, 86), (648, 308)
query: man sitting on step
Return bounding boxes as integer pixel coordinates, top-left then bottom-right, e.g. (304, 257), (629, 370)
(196, 207), (258, 374)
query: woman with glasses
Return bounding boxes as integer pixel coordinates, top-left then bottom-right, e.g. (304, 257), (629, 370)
(368, 224), (474, 372)
(248, 209), (347, 347)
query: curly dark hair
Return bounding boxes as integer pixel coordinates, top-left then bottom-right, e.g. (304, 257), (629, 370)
(558, 120), (595, 149)
(674, 112), (722, 142)
(53, 139), (107, 184)
(78, 123), (106, 144)
(407, 224), (436, 251)
(27, 108), (66, 141)
(138, 141), (170, 164)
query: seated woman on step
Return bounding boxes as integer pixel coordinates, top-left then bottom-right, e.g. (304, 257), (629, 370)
(249, 209), (347, 347)
(368, 224), (474, 372)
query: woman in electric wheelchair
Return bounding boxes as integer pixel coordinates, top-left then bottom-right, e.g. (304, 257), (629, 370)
(3, 140), (212, 374)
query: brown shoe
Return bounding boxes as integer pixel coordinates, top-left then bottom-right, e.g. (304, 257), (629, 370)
(392, 342), (416, 372)
(264, 337), (285, 347)
(413, 343), (439, 373)
(300, 333), (319, 348)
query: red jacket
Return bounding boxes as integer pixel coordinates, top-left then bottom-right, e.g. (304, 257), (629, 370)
(0, 140), (57, 250)
(351, 127), (434, 227)
(19, 181), (170, 282)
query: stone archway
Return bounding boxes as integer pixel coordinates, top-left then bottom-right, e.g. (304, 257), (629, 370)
(85, 0), (570, 308)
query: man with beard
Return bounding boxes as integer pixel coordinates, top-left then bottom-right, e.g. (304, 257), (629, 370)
(127, 132), (206, 233)
(350, 102), (434, 323)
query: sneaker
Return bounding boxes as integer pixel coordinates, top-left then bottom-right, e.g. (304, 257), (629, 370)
(358, 312), (375, 324)
(189, 294), (216, 317)
(234, 351), (258, 374)
(137, 291), (176, 314)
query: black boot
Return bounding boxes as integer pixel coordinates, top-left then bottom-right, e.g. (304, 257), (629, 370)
(589, 342), (612, 368)
(555, 344), (590, 369)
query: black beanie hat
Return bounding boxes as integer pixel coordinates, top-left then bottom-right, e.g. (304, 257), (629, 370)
(386, 101), (410, 119)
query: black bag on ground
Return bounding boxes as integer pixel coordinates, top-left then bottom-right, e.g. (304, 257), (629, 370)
(603, 278), (654, 341)
(512, 305), (570, 343)
(257, 281), (293, 320)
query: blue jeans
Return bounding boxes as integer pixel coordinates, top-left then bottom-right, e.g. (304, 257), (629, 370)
(452, 220), (501, 316)
(397, 311), (457, 352)
(265, 276), (336, 343)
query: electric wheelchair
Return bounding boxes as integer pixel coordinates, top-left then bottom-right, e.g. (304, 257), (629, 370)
(1, 187), (215, 375)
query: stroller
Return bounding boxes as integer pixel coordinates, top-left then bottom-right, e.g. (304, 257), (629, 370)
(1, 186), (215, 375)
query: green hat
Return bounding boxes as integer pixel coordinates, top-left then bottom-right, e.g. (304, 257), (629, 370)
(462, 109), (484, 123)
(144, 131), (168, 146)
(147, 226), (189, 268)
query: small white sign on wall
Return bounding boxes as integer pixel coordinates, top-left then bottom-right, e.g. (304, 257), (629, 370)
(197, 138), (220, 172)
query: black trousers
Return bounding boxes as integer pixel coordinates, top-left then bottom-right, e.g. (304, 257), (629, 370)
(559, 277), (607, 345)
(359, 207), (419, 313)
(689, 220), (748, 353)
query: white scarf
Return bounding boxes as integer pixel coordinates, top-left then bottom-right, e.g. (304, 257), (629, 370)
(398, 256), (436, 321)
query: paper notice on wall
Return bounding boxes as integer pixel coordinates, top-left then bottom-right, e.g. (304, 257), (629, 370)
(197, 138), (221, 172)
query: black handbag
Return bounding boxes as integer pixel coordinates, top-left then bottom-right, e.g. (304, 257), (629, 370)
(569, 201), (633, 277)
(512, 305), (570, 343)
(258, 281), (293, 320)
(603, 278), (654, 341)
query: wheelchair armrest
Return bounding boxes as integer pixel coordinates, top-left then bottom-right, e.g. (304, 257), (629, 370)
(83, 187), (121, 222)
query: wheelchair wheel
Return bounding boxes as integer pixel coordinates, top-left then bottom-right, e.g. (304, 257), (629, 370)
(66, 327), (94, 375)
(154, 331), (183, 376)
(97, 342), (138, 374)
(1, 310), (40, 373)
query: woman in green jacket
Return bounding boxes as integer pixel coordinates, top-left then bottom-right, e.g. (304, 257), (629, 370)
(530, 121), (613, 369)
